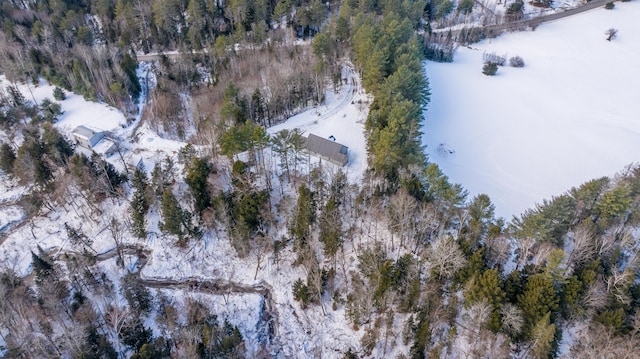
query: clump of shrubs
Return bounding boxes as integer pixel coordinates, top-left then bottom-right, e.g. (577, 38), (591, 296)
(604, 1), (614, 9)
(483, 52), (506, 66)
(482, 62), (498, 76)
(509, 55), (525, 67)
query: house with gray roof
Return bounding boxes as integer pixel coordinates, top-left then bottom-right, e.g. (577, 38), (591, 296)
(72, 126), (104, 149)
(304, 133), (348, 166)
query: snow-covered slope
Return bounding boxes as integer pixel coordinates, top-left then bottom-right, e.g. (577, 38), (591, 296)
(0, 59), (370, 357)
(423, 1), (640, 218)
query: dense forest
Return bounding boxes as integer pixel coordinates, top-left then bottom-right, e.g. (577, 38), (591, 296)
(1, 0), (640, 358)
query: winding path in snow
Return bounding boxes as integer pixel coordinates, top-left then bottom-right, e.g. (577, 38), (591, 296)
(267, 61), (358, 135)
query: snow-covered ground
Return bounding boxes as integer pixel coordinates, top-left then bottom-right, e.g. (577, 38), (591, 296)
(423, 1), (640, 219)
(3, 77), (128, 135)
(268, 64), (370, 183)
(0, 59), (370, 357)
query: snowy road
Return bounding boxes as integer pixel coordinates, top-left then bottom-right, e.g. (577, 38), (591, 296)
(434, 0), (623, 39)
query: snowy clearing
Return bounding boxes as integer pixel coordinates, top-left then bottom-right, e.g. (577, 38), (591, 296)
(423, 1), (640, 219)
(268, 64), (370, 183)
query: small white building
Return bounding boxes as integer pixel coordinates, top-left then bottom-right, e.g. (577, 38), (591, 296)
(92, 138), (118, 157)
(72, 126), (104, 149)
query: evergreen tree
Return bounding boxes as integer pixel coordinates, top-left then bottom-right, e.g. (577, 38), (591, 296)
(119, 53), (141, 100)
(0, 143), (16, 175)
(482, 62), (498, 76)
(130, 168), (150, 239)
(42, 123), (73, 166)
(595, 184), (632, 227)
(271, 128), (306, 181)
(91, 153), (126, 193)
(457, 0), (474, 14)
(120, 319), (153, 352)
(221, 82), (248, 125)
(185, 156), (212, 216)
(229, 189), (270, 252)
(31, 250), (54, 283)
(293, 278), (311, 305)
(319, 197), (343, 266)
(465, 268), (506, 331)
(528, 312), (557, 359)
(53, 87), (66, 101)
(15, 128), (52, 187)
(160, 189), (184, 239)
(151, 157), (175, 197)
(517, 273), (559, 336)
(82, 326), (118, 359)
(291, 183), (316, 255)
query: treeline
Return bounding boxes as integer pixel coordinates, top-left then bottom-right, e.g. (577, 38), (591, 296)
(0, 0), (141, 109)
(0, 0), (333, 112)
(348, 5), (429, 178)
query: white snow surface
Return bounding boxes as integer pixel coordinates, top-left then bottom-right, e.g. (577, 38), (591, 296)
(423, 1), (640, 219)
(7, 78), (127, 134)
(268, 64), (369, 183)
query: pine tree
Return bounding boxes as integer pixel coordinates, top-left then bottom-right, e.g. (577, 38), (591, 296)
(291, 183), (316, 255)
(160, 189), (184, 239)
(119, 53), (141, 100)
(0, 143), (16, 174)
(319, 197), (343, 266)
(130, 190), (149, 239)
(482, 62), (498, 76)
(517, 273), (559, 336)
(42, 123), (73, 166)
(151, 157), (175, 197)
(53, 87), (66, 101)
(185, 156), (212, 216)
(230, 189), (270, 250)
(31, 250), (54, 284)
(527, 312), (557, 359)
(221, 82), (248, 125)
(465, 268), (506, 331)
(596, 184), (632, 227)
(271, 128), (306, 181)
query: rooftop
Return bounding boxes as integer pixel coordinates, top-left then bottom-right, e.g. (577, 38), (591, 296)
(72, 125), (102, 139)
(305, 134), (348, 166)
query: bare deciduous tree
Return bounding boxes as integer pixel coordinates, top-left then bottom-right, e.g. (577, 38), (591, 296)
(485, 234), (511, 270)
(426, 235), (467, 280)
(583, 279), (609, 312)
(500, 303), (524, 337)
(388, 188), (417, 249)
(567, 221), (596, 267)
(568, 322), (640, 358)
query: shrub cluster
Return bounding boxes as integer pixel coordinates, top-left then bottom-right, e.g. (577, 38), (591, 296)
(483, 52), (506, 66)
(509, 56), (525, 67)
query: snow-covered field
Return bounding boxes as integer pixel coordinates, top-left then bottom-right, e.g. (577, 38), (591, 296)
(423, 1), (640, 219)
